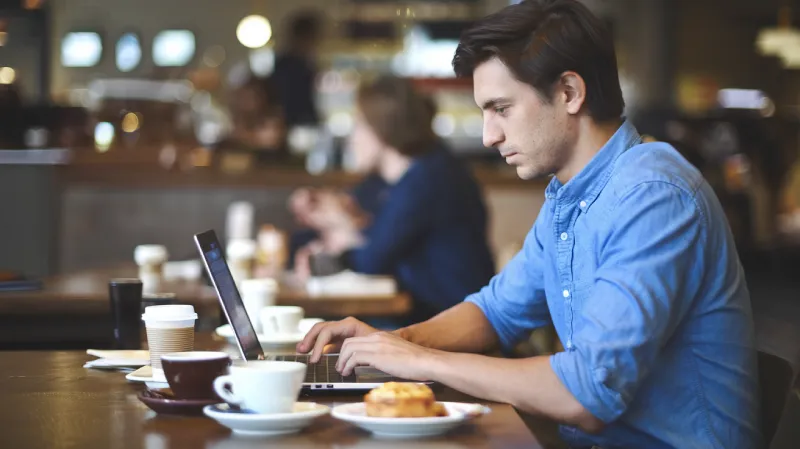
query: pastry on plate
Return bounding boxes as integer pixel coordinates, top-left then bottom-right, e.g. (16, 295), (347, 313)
(364, 382), (448, 418)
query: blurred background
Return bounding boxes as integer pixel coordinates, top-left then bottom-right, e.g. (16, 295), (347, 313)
(3, 0), (800, 273)
(0, 0), (800, 345)
(3, 0), (800, 445)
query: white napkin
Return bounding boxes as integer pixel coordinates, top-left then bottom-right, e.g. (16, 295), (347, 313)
(306, 271), (397, 297)
(84, 349), (150, 370)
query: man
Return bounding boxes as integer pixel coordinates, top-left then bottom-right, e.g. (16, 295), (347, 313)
(297, 1), (760, 447)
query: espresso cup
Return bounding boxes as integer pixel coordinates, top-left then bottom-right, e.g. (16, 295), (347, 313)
(259, 306), (303, 336)
(213, 361), (306, 414)
(142, 305), (197, 382)
(161, 351), (231, 400)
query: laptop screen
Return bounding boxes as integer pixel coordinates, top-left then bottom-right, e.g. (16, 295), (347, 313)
(194, 230), (263, 361)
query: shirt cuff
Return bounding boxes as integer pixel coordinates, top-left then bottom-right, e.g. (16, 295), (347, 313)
(550, 351), (627, 423)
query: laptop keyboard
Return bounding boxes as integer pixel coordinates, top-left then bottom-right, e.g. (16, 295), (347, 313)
(273, 354), (358, 384)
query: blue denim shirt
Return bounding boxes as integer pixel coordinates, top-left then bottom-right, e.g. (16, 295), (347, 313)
(467, 121), (760, 449)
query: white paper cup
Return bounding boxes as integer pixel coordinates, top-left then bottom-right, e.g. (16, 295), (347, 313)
(142, 305), (197, 382)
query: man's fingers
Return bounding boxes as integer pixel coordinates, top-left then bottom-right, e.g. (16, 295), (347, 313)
(337, 338), (366, 371)
(296, 322), (326, 354)
(341, 348), (378, 376)
(310, 327), (335, 363)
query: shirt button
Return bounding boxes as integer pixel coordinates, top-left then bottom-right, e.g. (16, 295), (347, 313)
(566, 340), (573, 349)
(562, 289), (570, 298)
(560, 232), (568, 241)
(579, 200), (587, 209)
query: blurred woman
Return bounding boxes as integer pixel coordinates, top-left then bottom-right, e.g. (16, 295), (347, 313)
(294, 76), (495, 326)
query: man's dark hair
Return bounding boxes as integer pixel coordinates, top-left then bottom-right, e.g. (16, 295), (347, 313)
(453, 0), (624, 122)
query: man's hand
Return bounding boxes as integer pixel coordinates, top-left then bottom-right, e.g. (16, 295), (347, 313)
(335, 332), (440, 381)
(296, 317), (379, 363)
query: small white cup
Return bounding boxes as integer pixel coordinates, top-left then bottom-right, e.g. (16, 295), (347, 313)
(240, 278), (278, 333)
(135, 245), (169, 294)
(213, 361), (306, 414)
(259, 306), (304, 336)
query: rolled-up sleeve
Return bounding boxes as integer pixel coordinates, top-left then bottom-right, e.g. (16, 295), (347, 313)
(551, 181), (706, 423)
(466, 211), (551, 350)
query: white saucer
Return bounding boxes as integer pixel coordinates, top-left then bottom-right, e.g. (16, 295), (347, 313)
(203, 402), (330, 436)
(125, 365), (169, 390)
(331, 402), (491, 438)
(215, 319), (323, 348)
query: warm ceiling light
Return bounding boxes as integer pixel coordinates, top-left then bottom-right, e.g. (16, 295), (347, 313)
(0, 67), (15, 84)
(236, 15), (272, 49)
(121, 112), (140, 133)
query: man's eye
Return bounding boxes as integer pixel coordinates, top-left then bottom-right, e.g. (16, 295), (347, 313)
(495, 107), (508, 115)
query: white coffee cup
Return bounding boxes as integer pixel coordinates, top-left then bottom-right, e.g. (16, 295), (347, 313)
(259, 306), (304, 336)
(240, 278), (278, 333)
(213, 361), (306, 414)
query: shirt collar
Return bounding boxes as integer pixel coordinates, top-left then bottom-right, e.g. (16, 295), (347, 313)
(544, 120), (642, 207)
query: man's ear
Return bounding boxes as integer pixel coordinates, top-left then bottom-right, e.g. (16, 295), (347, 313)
(559, 71), (587, 115)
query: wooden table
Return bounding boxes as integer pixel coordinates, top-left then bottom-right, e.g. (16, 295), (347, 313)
(0, 266), (411, 349)
(0, 345), (543, 448)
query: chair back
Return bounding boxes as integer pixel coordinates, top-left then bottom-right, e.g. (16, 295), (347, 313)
(758, 350), (795, 447)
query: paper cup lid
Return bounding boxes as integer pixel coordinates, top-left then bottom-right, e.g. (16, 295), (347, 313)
(135, 245), (169, 265)
(142, 304), (197, 321)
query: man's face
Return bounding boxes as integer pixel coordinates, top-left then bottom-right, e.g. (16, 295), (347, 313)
(473, 58), (573, 180)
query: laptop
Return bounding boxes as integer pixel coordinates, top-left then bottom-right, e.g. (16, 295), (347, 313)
(194, 229), (401, 391)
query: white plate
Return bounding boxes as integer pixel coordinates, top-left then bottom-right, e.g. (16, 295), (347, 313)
(331, 402), (490, 438)
(125, 365), (169, 390)
(85, 349), (150, 369)
(204, 402), (330, 436)
(215, 319), (323, 348)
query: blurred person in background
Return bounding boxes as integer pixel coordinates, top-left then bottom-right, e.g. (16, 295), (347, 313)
(0, 83), (24, 148)
(226, 77), (287, 161)
(296, 1), (759, 448)
(287, 96), (440, 260)
(292, 76), (495, 327)
(272, 11), (322, 129)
